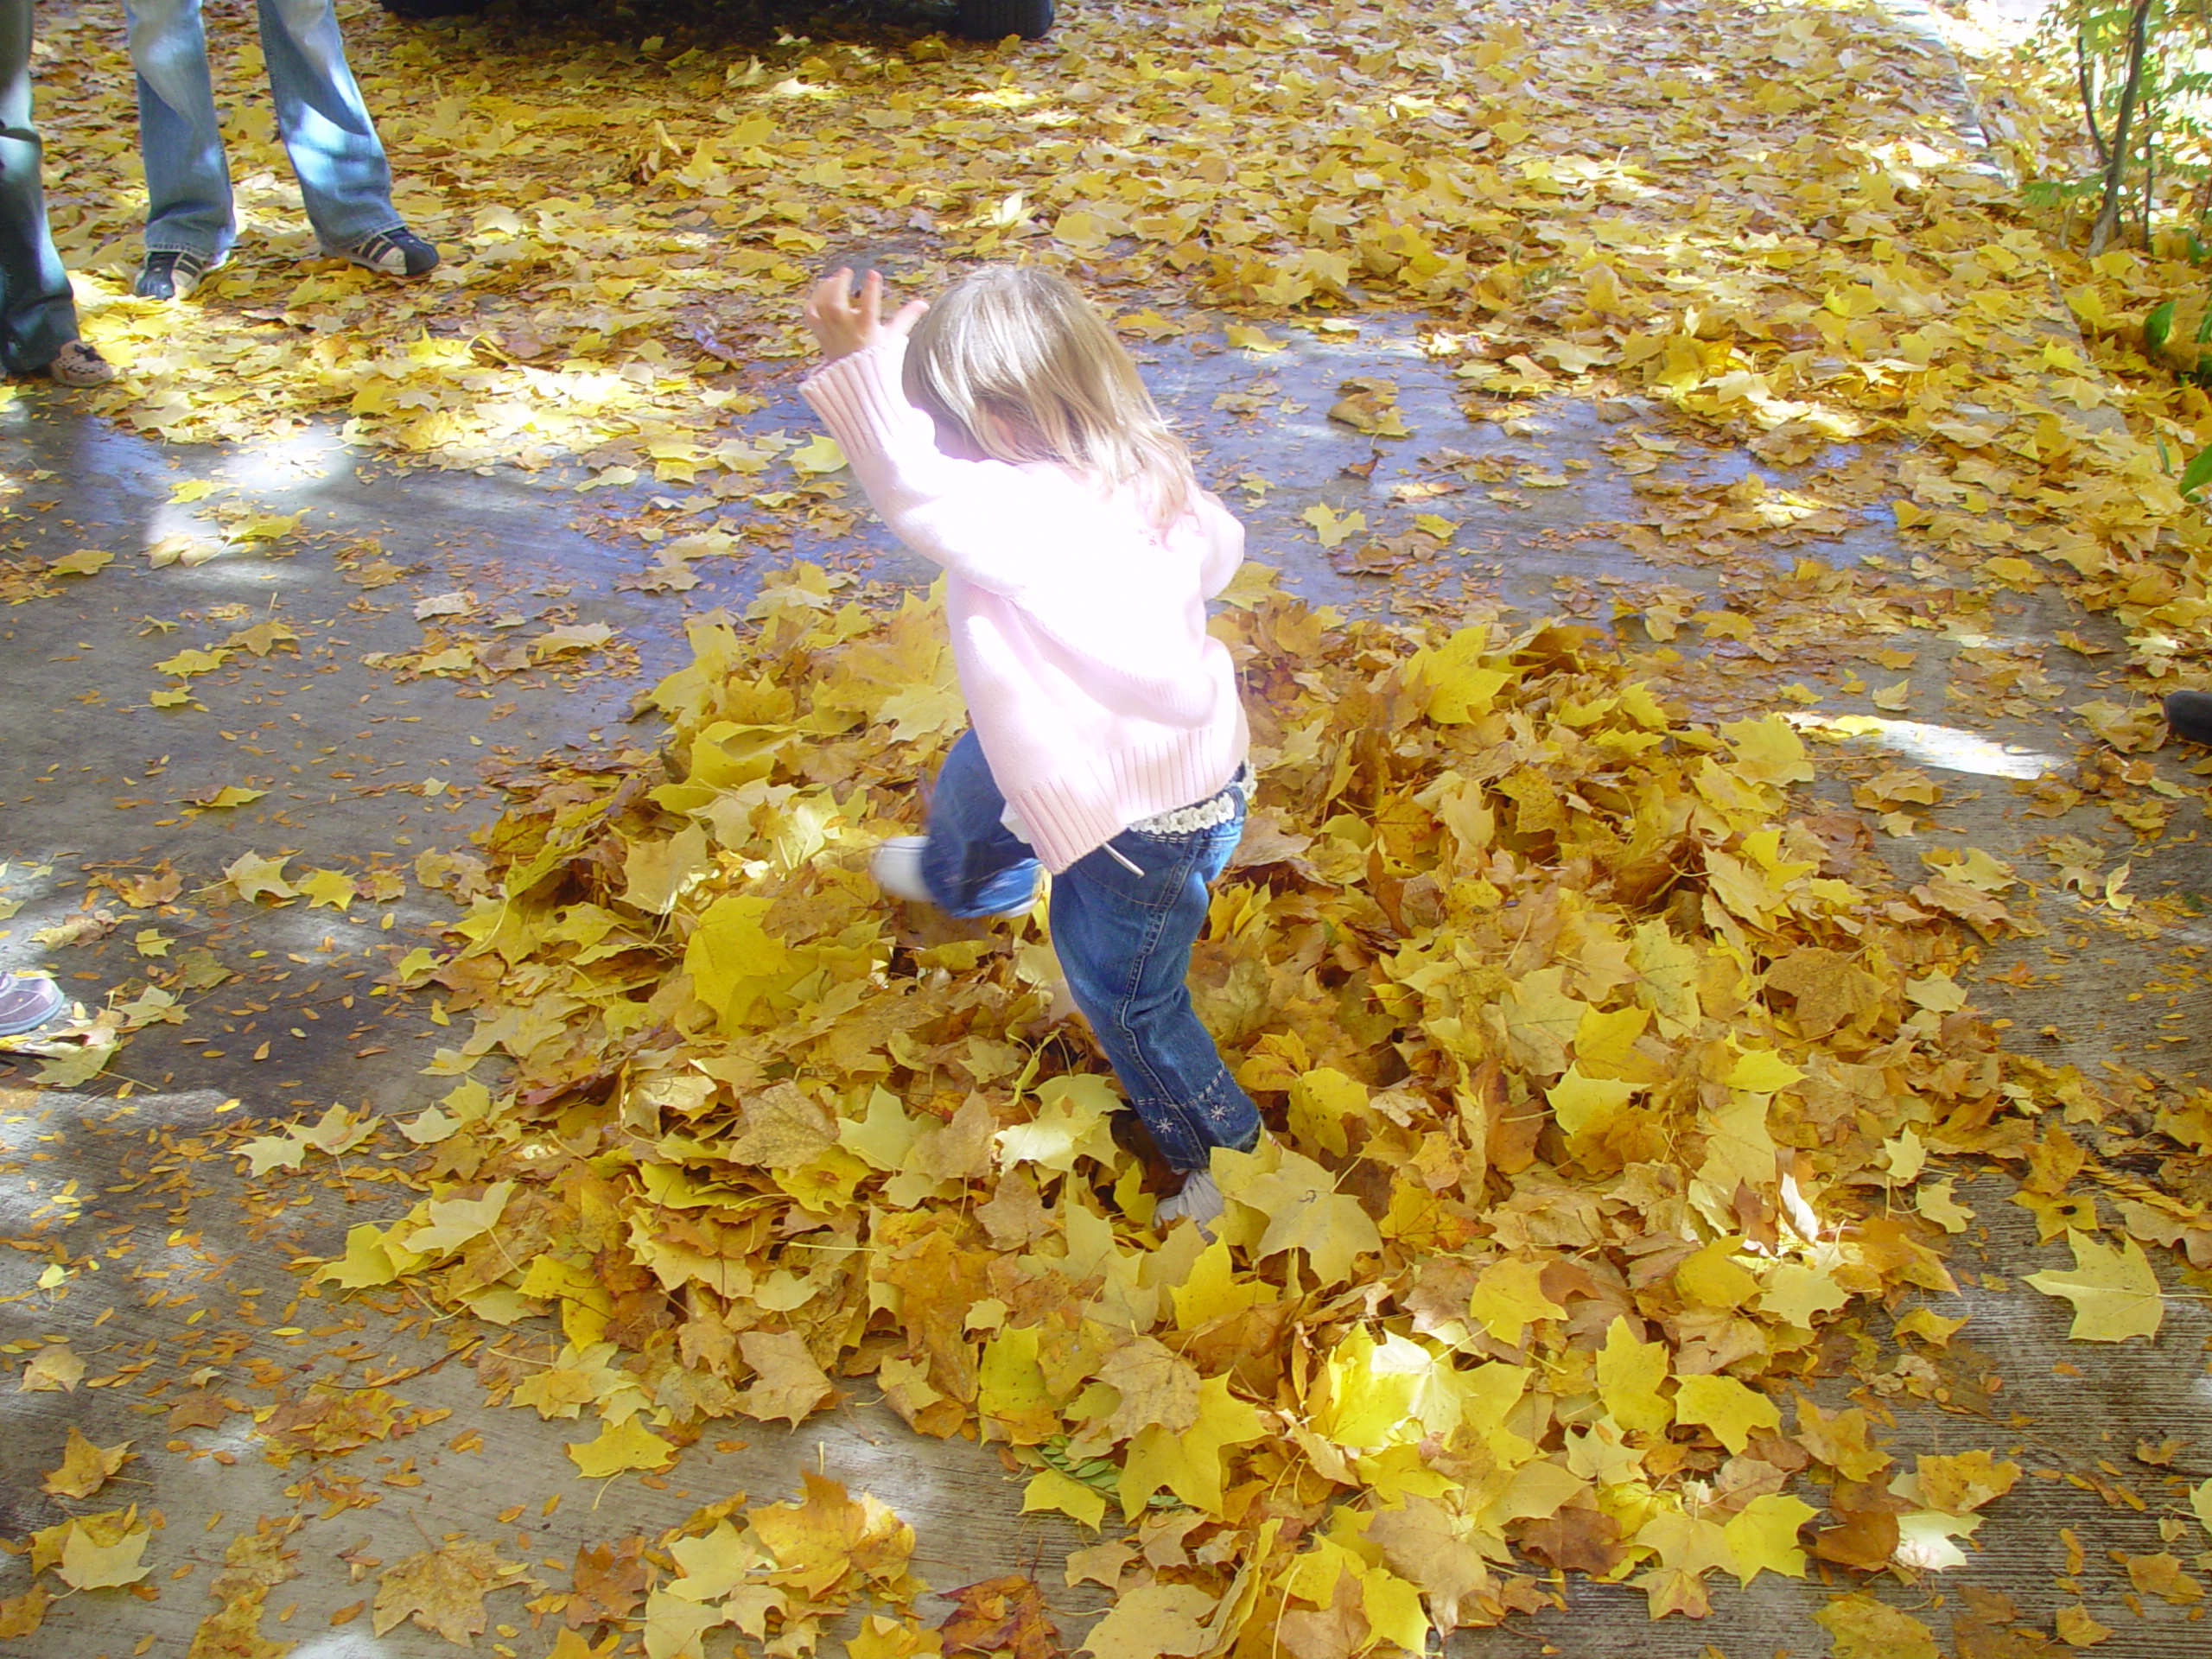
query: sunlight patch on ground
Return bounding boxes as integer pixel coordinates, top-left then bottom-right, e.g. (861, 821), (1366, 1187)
(1789, 712), (2062, 779)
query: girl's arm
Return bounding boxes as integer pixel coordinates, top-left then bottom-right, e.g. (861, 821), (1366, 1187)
(803, 267), (928, 362)
(800, 272), (1096, 595)
(1191, 490), (1245, 600)
(801, 340), (1082, 598)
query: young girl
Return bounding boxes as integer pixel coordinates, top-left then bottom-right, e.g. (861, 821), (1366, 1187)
(799, 264), (1259, 1228)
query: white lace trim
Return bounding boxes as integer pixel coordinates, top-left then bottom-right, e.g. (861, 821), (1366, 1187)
(1128, 764), (1254, 836)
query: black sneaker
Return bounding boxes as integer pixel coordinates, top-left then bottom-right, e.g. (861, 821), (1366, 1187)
(329, 226), (440, 279)
(2165, 689), (2212, 745)
(135, 249), (212, 301)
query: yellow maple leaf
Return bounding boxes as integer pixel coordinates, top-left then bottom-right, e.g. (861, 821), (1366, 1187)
(1301, 501), (1366, 549)
(1407, 625), (1510, 724)
(1494, 966), (1588, 1076)
(665, 1520), (769, 1603)
(56, 1515), (150, 1590)
(1076, 1580), (1215, 1659)
(1758, 1261), (1850, 1328)
(1594, 1316), (1672, 1434)
(1796, 1399), (1893, 1483)
(2024, 1229), (2164, 1342)
(1719, 713), (1815, 785)
(1893, 1306), (1967, 1347)
(155, 646), (229, 676)
(1812, 1593), (1940, 1659)
(1671, 1372), (1780, 1454)
(1630, 1564), (1711, 1620)
(1637, 1509), (1732, 1576)
(20, 1344), (84, 1393)
(1287, 1066), (1370, 1160)
(637, 1590), (731, 1659)
(1170, 1235), (1267, 1330)
(318, 1223), (415, 1289)
(1096, 1334), (1201, 1441)
(1465, 1258), (1567, 1345)
(732, 1330), (837, 1426)
(748, 1472), (916, 1600)
(1915, 1450), (2020, 1514)
(297, 868), (359, 911)
(398, 1181), (515, 1257)
(1722, 1493), (1814, 1585)
(877, 680), (966, 743)
(2055, 1604), (2112, 1647)
(372, 1539), (526, 1643)
(683, 893), (791, 1028)
(1675, 1237), (1760, 1309)
(0, 1586), (48, 1640)
(1223, 1147), (1382, 1287)
(238, 1133), (308, 1176)
(222, 850), (297, 902)
(1725, 1045), (1804, 1094)
(1021, 1468), (1107, 1530)
(840, 1087), (929, 1173)
(565, 1415), (676, 1479)
(41, 1426), (131, 1501)
(1117, 1375), (1268, 1519)
(535, 622), (616, 659)
(787, 434), (847, 474)
(1572, 1003), (1649, 1073)
(1630, 920), (1701, 1034)
(188, 784), (266, 811)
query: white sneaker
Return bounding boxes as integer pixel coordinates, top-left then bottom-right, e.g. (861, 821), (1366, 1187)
(0, 973), (66, 1038)
(869, 836), (935, 903)
(1154, 1170), (1224, 1235)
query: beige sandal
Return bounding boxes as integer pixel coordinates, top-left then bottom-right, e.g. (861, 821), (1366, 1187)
(46, 340), (117, 388)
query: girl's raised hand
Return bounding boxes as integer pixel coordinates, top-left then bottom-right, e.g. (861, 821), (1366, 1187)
(804, 268), (928, 362)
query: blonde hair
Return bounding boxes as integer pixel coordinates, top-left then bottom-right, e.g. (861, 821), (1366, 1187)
(902, 265), (1196, 524)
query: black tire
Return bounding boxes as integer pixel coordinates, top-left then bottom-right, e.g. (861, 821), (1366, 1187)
(377, 0), (488, 18)
(954, 0), (1054, 39)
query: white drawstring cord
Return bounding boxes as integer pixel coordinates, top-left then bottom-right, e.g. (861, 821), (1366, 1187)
(1103, 842), (1147, 876)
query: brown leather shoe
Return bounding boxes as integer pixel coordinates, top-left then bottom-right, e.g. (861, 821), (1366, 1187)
(46, 340), (117, 388)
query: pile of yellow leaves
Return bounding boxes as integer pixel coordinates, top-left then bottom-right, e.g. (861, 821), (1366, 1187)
(292, 564), (2083, 1645)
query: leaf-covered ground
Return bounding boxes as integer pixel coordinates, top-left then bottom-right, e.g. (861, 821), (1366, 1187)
(296, 561), (2121, 1653)
(9, 0), (2212, 1653)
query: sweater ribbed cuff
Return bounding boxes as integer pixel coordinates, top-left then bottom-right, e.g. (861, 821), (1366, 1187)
(800, 341), (919, 461)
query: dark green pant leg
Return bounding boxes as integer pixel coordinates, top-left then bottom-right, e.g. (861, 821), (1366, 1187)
(0, 0), (79, 375)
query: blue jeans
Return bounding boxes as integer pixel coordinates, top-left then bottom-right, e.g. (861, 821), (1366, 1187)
(0, 0), (79, 374)
(124, 0), (399, 260)
(920, 731), (1262, 1173)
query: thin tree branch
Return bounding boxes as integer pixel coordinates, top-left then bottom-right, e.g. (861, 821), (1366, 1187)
(2140, 130), (2157, 246)
(2079, 22), (2110, 165)
(2093, 0), (2158, 256)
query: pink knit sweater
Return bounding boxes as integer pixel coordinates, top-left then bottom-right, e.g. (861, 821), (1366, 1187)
(800, 339), (1249, 873)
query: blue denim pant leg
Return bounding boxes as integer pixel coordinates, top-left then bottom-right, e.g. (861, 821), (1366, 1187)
(124, 0), (397, 259)
(0, 0), (79, 375)
(1049, 807), (1261, 1172)
(124, 0), (235, 259)
(918, 730), (1042, 919)
(257, 0), (399, 251)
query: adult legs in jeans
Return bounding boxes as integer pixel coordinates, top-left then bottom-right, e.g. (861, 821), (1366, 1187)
(916, 730), (1043, 919)
(124, 0), (397, 260)
(1049, 816), (1262, 1173)
(257, 0), (400, 251)
(0, 0), (81, 374)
